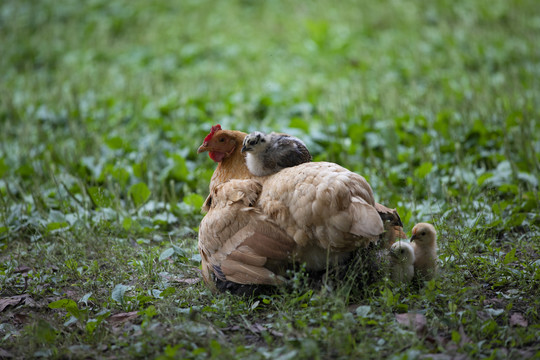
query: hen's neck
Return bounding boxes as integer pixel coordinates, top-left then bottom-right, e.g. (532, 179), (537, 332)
(210, 148), (252, 190)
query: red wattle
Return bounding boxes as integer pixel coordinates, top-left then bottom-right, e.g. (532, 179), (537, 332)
(209, 151), (226, 162)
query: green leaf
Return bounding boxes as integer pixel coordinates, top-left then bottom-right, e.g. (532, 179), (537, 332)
(88, 186), (113, 208)
(139, 305), (157, 319)
(133, 162), (146, 178)
(382, 287), (395, 307)
(414, 162), (433, 179)
(503, 248), (517, 265)
(129, 182), (151, 208)
(123, 217), (133, 230)
(160, 287), (176, 298)
(210, 339), (222, 356)
(167, 154), (189, 181)
(85, 318), (99, 335)
(159, 247), (175, 262)
(64, 315), (78, 327)
(49, 299), (81, 319)
(111, 284), (130, 304)
(16, 164), (34, 178)
(289, 117), (309, 132)
(105, 136), (125, 150)
(355, 305), (371, 318)
(49, 298), (77, 310)
(506, 213), (527, 227)
(172, 244), (188, 257)
(46, 222), (69, 232)
(95, 309), (111, 322)
(35, 319), (57, 343)
(477, 172), (493, 186)
(451, 330), (461, 344)
(183, 193), (204, 209)
(110, 167), (130, 187)
(79, 292), (93, 306)
(0, 157), (8, 178)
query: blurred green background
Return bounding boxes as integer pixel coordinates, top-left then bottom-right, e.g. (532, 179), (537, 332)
(1, 0), (538, 228)
(0, 0), (539, 357)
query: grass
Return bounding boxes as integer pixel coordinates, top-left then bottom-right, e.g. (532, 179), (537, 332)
(1, 0), (539, 358)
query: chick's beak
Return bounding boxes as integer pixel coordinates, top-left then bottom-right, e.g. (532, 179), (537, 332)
(240, 145), (248, 153)
(410, 235), (416, 242)
(197, 142), (209, 154)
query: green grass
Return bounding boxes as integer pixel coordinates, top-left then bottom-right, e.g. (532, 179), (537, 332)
(1, 0), (539, 358)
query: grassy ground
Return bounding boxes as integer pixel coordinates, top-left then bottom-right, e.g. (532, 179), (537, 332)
(1, 0), (539, 358)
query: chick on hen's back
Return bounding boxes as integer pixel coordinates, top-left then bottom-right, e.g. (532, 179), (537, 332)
(241, 131), (312, 176)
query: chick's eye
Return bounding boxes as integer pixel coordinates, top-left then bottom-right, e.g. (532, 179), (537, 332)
(421, 231), (426, 236)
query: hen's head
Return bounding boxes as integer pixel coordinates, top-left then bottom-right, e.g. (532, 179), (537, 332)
(197, 124), (246, 162)
(410, 223), (437, 246)
(389, 241), (415, 264)
(241, 131), (269, 154)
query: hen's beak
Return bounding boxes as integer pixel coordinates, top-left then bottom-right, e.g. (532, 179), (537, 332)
(197, 142), (209, 154)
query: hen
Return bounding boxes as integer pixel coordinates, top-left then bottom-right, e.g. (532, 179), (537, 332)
(197, 125), (405, 290)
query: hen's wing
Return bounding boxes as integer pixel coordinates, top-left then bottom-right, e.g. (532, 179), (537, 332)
(199, 179), (296, 287)
(257, 162), (384, 269)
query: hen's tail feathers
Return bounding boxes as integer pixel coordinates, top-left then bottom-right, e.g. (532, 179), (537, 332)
(349, 198), (385, 239)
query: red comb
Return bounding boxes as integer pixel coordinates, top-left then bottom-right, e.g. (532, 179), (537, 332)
(203, 124), (222, 143)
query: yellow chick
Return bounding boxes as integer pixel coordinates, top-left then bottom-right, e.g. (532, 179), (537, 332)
(389, 241), (415, 284)
(410, 223), (438, 280)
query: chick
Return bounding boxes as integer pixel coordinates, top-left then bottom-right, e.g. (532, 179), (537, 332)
(240, 131), (312, 176)
(410, 223), (438, 280)
(389, 241), (415, 284)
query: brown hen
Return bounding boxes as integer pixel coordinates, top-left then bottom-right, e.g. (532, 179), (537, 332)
(197, 124), (404, 290)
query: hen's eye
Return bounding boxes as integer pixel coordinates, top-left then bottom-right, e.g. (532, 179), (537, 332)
(219, 138), (225, 142)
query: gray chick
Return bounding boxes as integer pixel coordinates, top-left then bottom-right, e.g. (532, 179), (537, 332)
(241, 131), (312, 176)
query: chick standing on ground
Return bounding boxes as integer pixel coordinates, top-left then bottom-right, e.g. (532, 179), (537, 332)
(410, 223), (438, 280)
(389, 241), (415, 283)
(241, 131), (312, 176)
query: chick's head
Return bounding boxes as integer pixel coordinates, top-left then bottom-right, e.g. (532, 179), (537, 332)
(241, 131), (269, 154)
(410, 223), (437, 246)
(390, 241), (415, 264)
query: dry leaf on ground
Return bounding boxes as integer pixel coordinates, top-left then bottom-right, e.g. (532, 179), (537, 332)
(395, 312), (427, 336)
(108, 311), (139, 324)
(0, 295), (33, 312)
(510, 313), (528, 327)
